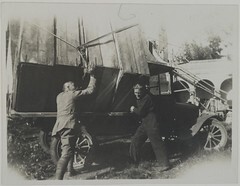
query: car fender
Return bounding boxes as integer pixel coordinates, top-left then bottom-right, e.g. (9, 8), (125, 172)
(190, 113), (220, 136)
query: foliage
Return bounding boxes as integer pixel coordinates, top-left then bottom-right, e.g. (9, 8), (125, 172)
(7, 120), (55, 180)
(208, 35), (223, 59)
(178, 35), (223, 62)
(6, 120), (232, 180)
(97, 149), (231, 179)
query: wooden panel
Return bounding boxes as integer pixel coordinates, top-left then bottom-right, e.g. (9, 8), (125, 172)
(84, 20), (103, 67)
(115, 26), (149, 75)
(20, 19), (54, 65)
(129, 27), (149, 75)
(9, 19), (22, 107)
(9, 19), (20, 65)
(83, 17), (119, 69)
(115, 30), (138, 73)
(98, 21), (119, 69)
(56, 18), (80, 66)
(56, 20), (68, 65)
(100, 34), (119, 68)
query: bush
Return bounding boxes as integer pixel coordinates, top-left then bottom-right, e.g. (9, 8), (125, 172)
(7, 120), (55, 180)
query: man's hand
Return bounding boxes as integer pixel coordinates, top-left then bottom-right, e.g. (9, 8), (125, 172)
(77, 46), (86, 54)
(85, 64), (96, 76)
(130, 106), (136, 113)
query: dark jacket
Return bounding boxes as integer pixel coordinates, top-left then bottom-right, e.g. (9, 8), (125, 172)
(133, 94), (159, 128)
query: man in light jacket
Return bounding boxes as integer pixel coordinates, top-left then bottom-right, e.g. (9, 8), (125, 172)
(52, 71), (96, 180)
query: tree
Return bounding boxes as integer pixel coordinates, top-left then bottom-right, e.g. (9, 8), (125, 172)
(178, 35), (223, 62)
(208, 35), (222, 59)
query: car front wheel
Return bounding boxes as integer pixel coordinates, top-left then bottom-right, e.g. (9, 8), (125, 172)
(200, 118), (228, 150)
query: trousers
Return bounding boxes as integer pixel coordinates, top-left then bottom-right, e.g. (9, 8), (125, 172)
(129, 121), (169, 167)
(55, 128), (77, 180)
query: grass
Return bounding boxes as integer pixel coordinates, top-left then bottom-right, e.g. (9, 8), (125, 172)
(95, 136), (232, 180)
(96, 148), (232, 180)
(7, 120), (232, 180)
(7, 121), (56, 180)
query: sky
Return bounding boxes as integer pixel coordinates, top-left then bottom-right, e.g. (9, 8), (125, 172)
(2, 3), (238, 56)
(117, 4), (237, 57)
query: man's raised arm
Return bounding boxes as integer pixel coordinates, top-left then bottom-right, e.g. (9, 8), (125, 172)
(80, 75), (96, 96)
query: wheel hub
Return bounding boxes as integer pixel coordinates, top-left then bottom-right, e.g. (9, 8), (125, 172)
(208, 133), (213, 139)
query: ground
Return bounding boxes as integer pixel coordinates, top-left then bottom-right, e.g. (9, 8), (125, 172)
(6, 120), (235, 183)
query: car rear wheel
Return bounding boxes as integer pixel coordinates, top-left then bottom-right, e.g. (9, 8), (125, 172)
(50, 132), (93, 169)
(200, 118), (228, 150)
(39, 130), (51, 153)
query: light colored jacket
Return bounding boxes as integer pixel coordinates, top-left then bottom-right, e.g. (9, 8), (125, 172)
(52, 76), (96, 136)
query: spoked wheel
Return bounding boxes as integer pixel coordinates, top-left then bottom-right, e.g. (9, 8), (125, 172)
(73, 133), (93, 169)
(50, 132), (93, 169)
(200, 118), (228, 150)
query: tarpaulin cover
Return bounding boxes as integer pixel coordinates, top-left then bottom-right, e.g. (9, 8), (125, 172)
(9, 18), (170, 114)
(14, 62), (142, 113)
(14, 63), (84, 112)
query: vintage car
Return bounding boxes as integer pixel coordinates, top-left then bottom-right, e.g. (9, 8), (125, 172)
(9, 61), (228, 168)
(7, 20), (228, 168)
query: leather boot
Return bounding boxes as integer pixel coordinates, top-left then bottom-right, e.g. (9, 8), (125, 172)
(66, 156), (76, 177)
(55, 157), (69, 180)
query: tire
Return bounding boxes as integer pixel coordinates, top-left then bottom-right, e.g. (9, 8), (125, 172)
(200, 118), (228, 150)
(50, 131), (94, 169)
(39, 130), (52, 154)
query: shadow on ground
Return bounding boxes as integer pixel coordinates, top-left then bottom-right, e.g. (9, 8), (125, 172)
(69, 136), (198, 179)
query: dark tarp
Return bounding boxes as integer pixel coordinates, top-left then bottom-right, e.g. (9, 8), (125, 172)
(14, 63), (146, 113)
(14, 63), (84, 112)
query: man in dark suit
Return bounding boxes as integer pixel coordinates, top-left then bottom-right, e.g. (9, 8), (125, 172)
(52, 72), (96, 180)
(129, 83), (170, 171)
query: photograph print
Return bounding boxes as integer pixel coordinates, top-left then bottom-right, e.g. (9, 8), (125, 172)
(1, 1), (239, 184)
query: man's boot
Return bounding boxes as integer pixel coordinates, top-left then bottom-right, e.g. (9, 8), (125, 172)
(55, 157), (69, 180)
(65, 156), (76, 177)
